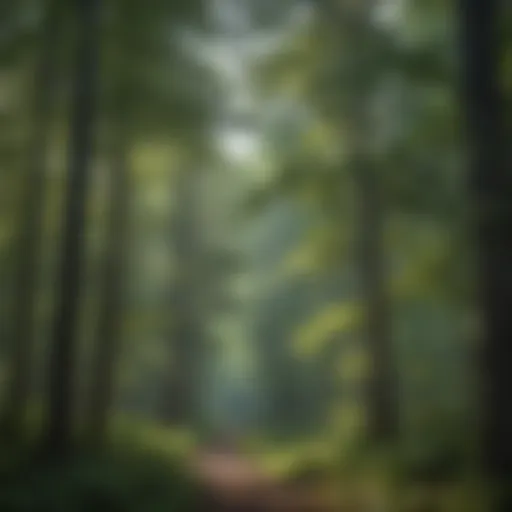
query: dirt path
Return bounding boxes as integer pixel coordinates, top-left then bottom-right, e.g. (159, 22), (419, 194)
(192, 449), (339, 511)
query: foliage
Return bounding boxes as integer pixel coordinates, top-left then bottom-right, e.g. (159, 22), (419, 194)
(0, 447), (199, 512)
(0, 0), (508, 507)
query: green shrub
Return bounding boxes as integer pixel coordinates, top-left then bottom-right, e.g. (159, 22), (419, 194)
(0, 448), (200, 512)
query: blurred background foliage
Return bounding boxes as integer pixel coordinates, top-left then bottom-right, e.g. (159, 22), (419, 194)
(0, 0), (511, 510)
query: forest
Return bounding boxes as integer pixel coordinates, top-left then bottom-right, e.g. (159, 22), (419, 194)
(0, 0), (511, 510)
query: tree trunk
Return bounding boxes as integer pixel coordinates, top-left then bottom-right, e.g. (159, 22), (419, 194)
(335, 0), (398, 443)
(160, 317), (199, 425)
(2, 0), (61, 436)
(160, 167), (202, 426)
(85, 134), (129, 444)
(458, 0), (512, 486)
(43, 0), (101, 457)
(355, 162), (398, 443)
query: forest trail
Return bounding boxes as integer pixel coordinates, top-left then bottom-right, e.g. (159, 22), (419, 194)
(192, 448), (340, 511)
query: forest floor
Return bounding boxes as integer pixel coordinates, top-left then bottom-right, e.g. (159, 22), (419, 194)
(0, 419), (491, 511)
(192, 447), (345, 511)
(191, 445), (492, 511)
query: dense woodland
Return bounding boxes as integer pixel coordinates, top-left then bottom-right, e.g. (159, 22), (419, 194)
(0, 0), (511, 510)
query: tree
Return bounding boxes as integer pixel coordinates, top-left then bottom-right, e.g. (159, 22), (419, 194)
(159, 160), (244, 427)
(458, 0), (512, 487)
(43, 0), (101, 456)
(85, 128), (129, 444)
(85, 0), (216, 439)
(251, 0), (400, 442)
(160, 164), (202, 425)
(337, 1), (398, 444)
(1, 0), (62, 436)
(160, 162), (230, 427)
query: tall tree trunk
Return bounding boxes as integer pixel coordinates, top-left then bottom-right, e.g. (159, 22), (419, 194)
(85, 134), (129, 444)
(333, 0), (398, 443)
(1, 0), (61, 435)
(355, 162), (397, 443)
(160, 167), (202, 426)
(43, 0), (101, 457)
(458, 0), (512, 486)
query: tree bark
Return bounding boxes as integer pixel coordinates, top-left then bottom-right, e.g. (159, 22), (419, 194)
(2, 0), (61, 436)
(458, 0), (512, 484)
(43, 0), (101, 457)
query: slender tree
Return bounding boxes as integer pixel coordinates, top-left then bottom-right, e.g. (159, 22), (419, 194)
(1, 0), (61, 436)
(354, 158), (397, 443)
(85, 128), (129, 443)
(160, 164), (204, 426)
(325, 0), (399, 442)
(458, 0), (512, 486)
(44, 0), (101, 456)
(84, 0), (132, 445)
